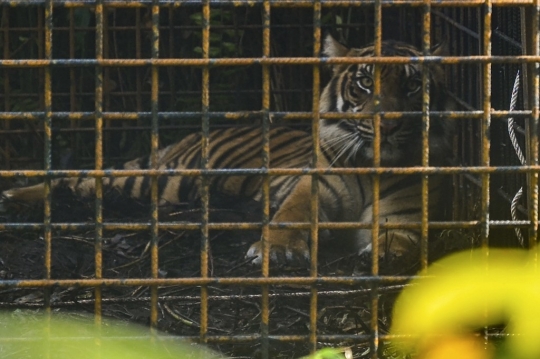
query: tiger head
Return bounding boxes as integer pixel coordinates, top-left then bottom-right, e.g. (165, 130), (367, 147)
(320, 35), (454, 167)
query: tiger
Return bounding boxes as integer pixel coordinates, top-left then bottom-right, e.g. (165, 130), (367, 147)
(0, 35), (454, 266)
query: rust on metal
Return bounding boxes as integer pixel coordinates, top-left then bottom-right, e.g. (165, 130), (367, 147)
(0, 220), (530, 232)
(527, 0), (540, 252)
(420, 0), (431, 270)
(149, 0), (160, 330)
(260, 1), (271, 357)
(2, 0), (539, 7)
(480, 0), (492, 247)
(309, 0), (321, 353)
(0, 109), (532, 122)
(0, 276), (412, 289)
(3, 165), (540, 179)
(4, 55), (540, 67)
(42, 0), (53, 312)
(199, 0), (211, 344)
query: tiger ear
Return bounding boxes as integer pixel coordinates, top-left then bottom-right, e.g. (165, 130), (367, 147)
(431, 39), (449, 56)
(323, 34), (349, 57)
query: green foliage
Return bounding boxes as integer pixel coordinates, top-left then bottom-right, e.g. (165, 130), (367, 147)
(189, 9), (244, 58)
(303, 348), (350, 359)
(0, 310), (223, 359)
(71, 8), (92, 56)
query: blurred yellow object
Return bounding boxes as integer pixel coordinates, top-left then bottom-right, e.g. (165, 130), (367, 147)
(391, 248), (540, 359)
(0, 310), (222, 359)
(419, 335), (494, 359)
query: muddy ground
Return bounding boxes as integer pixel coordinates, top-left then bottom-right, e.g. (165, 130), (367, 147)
(0, 188), (450, 358)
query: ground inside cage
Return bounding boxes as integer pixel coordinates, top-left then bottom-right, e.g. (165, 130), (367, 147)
(0, 191), (429, 358)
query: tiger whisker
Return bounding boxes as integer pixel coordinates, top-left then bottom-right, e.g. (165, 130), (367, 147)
(321, 132), (356, 150)
(346, 136), (365, 164)
(328, 134), (359, 167)
(321, 133), (356, 159)
(320, 131), (355, 152)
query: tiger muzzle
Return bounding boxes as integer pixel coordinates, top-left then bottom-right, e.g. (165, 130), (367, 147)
(380, 119), (401, 136)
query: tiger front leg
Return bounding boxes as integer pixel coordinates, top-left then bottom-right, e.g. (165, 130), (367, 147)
(246, 228), (310, 266)
(246, 176), (312, 266)
(355, 226), (421, 266)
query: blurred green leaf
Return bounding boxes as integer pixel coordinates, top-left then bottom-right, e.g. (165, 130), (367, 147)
(0, 311), (223, 359)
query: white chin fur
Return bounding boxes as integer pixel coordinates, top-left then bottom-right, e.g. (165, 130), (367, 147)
(358, 243), (372, 255)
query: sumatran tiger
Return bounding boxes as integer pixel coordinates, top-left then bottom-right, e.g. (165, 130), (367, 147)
(0, 35), (454, 266)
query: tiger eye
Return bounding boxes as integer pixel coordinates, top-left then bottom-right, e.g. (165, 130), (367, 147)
(406, 79), (422, 94)
(357, 76), (374, 90)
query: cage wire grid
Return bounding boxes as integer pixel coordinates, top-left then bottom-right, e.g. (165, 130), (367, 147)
(0, 0), (539, 358)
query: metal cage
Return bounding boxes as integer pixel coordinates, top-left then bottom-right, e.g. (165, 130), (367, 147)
(0, 1), (538, 358)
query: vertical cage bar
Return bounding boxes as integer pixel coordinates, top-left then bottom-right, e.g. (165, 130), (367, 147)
(94, 0), (104, 325)
(310, 0), (321, 354)
(43, 0), (53, 310)
(420, 0), (431, 270)
(481, 0), (492, 248)
(526, 1), (539, 253)
(482, 2), (492, 349)
(200, 0), (210, 345)
(261, 1), (271, 358)
(371, 1), (382, 357)
(149, 0), (160, 330)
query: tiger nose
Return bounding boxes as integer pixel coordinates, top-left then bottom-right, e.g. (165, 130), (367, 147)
(380, 119), (399, 135)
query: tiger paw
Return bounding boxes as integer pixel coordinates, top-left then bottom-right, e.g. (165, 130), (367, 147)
(246, 238), (309, 266)
(0, 192), (12, 213)
(0, 189), (30, 213)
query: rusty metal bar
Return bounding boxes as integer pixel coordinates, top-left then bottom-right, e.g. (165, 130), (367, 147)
(3, 55), (540, 66)
(481, 0), (492, 248)
(0, 110), (531, 122)
(149, 0), (160, 331)
(4, 165), (540, 178)
(43, 0), (53, 312)
(200, 0), (211, 345)
(0, 276), (412, 288)
(525, 1), (540, 254)
(0, 110), (532, 123)
(527, 0), (540, 253)
(371, 1), (383, 357)
(420, 0), (431, 270)
(0, 0), (536, 7)
(0, 220), (531, 232)
(94, 0), (104, 326)
(309, 0), (321, 354)
(260, 1), (271, 358)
